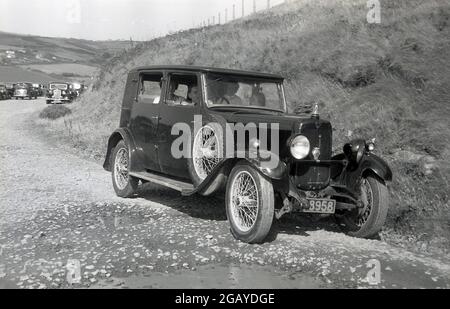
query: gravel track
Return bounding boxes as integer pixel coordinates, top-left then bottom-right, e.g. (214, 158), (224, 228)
(0, 99), (449, 289)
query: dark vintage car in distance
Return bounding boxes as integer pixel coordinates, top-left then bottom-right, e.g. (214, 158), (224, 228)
(12, 82), (38, 100)
(103, 65), (393, 243)
(0, 83), (10, 100)
(46, 82), (75, 104)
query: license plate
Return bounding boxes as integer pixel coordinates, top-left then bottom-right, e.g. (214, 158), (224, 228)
(302, 198), (336, 214)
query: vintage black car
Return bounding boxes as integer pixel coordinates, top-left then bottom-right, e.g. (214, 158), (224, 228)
(0, 83), (10, 100)
(13, 82), (38, 100)
(46, 82), (75, 104)
(103, 66), (392, 243)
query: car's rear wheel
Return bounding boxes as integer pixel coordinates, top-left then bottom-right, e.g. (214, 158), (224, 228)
(225, 162), (274, 244)
(111, 140), (138, 198)
(336, 174), (389, 238)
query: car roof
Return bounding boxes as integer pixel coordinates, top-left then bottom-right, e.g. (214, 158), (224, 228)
(130, 65), (284, 80)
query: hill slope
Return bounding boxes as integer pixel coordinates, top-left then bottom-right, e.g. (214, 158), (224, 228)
(42, 0), (450, 254)
(0, 65), (55, 83)
(0, 31), (133, 66)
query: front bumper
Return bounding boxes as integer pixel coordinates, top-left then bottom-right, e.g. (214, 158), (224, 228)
(47, 97), (70, 102)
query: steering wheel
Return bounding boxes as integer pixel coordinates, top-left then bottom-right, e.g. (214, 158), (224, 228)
(220, 96), (231, 105)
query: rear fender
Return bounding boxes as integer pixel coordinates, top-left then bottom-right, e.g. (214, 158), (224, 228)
(103, 128), (142, 172)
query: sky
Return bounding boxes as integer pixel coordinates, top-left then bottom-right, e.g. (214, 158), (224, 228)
(0, 0), (285, 41)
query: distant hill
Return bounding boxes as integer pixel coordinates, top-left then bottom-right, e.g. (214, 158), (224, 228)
(0, 66), (55, 83)
(0, 31), (137, 84)
(0, 31), (135, 66)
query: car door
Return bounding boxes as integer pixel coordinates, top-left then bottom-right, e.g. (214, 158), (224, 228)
(129, 71), (164, 172)
(156, 71), (202, 179)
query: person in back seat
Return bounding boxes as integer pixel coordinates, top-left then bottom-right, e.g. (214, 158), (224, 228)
(224, 82), (243, 105)
(250, 84), (266, 107)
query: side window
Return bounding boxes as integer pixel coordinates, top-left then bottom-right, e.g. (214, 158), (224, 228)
(166, 73), (199, 106)
(138, 73), (163, 104)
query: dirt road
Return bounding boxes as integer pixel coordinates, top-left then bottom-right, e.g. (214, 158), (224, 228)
(0, 99), (449, 289)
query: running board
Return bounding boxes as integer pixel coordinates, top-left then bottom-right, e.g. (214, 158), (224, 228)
(129, 171), (194, 195)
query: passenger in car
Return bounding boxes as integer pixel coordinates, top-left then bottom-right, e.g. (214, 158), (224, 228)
(250, 84), (266, 107)
(185, 85), (200, 105)
(167, 81), (185, 104)
(224, 82), (243, 105)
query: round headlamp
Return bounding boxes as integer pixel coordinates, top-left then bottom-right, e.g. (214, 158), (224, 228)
(290, 135), (310, 159)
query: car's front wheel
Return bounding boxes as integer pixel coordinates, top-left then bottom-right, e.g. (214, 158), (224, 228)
(336, 174), (389, 238)
(225, 162), (274, 244)
(111, 140), (138, 198)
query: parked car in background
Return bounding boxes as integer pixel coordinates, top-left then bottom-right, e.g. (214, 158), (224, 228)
(32, 83), (42, 97)
(0, 83), (10, 100)
(13, 82), (38, 100)
(39, 84), (47, 96)
(5, 83), (15, 98)
(46, 82), (75, 104)
(103, 65), (393, 243)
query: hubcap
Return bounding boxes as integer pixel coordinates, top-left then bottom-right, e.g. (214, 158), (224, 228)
(114, 148), (129, 190)
(229, 171), (259, 233)
(193, 126), (220, 180)
(357, 178), (374, 227)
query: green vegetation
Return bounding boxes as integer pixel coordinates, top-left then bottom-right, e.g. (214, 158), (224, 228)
(42, 0), (450, 255)
(39, 105), (72, 120)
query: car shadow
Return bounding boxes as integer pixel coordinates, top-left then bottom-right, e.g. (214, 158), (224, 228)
(136, 183), (227, 221)
(135, 183), (350, 242)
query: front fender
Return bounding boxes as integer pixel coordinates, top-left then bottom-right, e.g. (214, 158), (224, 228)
(103, 128), (139, 171)
(244, 156), (287, 180)
(359, 153), (393, 181)
(184, 152), (287, 197)
(334, 152), (392, 193)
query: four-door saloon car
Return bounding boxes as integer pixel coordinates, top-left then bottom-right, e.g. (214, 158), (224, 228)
(13, 82), (38, 100)
(46, 82), (75, 104)
(0, 83), (10, 100)
(103, 66), (392, 243)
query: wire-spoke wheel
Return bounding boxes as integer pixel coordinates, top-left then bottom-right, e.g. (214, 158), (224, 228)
(226, 162), (274, 244)
(230, 171), (259, 232)
(188, 124), (226, 196)
(192, 125), (221, 181)
(111, 140), (138, 198)
(336, 174), (389, 238)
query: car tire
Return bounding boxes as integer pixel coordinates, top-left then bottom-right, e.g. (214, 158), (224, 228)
(187, 123), (225, 195)
(336, 174), (389, 238)
(111, 140), (139, 198)
(225, 162), (274, 244)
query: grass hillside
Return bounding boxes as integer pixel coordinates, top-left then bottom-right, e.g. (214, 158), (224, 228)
(0, 31), (133, 66)
(0, 65), (55, 83)
(41, 0), (450, 255)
